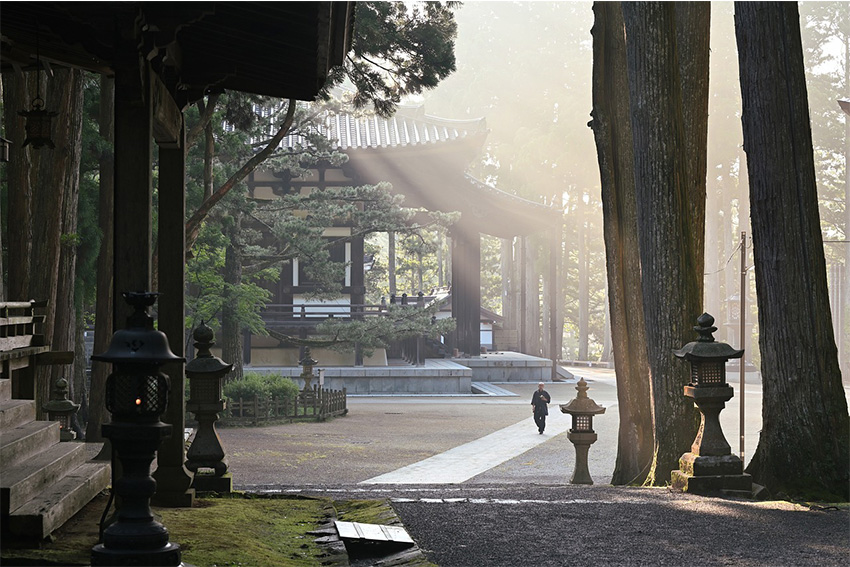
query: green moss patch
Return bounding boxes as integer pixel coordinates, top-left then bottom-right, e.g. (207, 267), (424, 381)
(2, 493), (333, 567)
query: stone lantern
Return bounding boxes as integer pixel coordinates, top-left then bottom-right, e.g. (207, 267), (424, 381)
(560, 378), (606, 485)
(299, 347), (318, 391)
(90, 292), (182, 566)
(671, 313), (752, 497)
(42, 377), (79, 441)
(185, 322), (233, 493)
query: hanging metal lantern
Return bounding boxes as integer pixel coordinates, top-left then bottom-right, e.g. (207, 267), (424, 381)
(18, 30), (57, 150)
(18, 98), (57, 149)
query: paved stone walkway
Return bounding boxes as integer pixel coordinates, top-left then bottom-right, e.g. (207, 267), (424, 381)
(361, 412), (572, 484)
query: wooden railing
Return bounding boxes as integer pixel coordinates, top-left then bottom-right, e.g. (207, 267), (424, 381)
(263, 293), (434, 326)
(0, 300), (46, 352)
(222, 385), (347, 425)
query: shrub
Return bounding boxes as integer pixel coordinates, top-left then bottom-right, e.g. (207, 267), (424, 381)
(266, 374), (299, 401)
(223, 372), (269, 401)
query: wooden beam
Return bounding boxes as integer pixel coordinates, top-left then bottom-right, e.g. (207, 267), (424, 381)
(36, 351), (75, 365)
(113, 58), (154, 326)
(153, 73), (183, 148)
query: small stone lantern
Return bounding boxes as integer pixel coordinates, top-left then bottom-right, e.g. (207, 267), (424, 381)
(299, 347), (318, 391)
(560, 378), (606, 484)
(42, 377), (79, 441)
(186, 322), (233, 493)
(90, 292), (182, 566)
(671, 313), (752, 497)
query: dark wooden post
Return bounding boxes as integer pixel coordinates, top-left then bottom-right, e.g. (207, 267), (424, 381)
(153, 114), (195, 507)
(451, 224), (481, 357)
(112, 61), (153, 323)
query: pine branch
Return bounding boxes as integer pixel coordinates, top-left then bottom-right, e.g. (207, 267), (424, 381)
(184, 99), (297, 258)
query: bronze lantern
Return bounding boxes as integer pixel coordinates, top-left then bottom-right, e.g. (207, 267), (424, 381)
(90, 292), (183, 566)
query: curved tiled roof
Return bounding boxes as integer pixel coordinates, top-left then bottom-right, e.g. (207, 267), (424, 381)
(282, 105), (488, 150)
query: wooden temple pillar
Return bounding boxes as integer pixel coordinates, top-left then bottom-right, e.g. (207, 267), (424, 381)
(451, 224), (481, 357)
(113, 54), (193, 506)
(153, 104), (194, 507)
(112, 60), (153, 318)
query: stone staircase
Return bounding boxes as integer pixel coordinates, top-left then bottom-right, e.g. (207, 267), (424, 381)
(0, 376), (110, 540)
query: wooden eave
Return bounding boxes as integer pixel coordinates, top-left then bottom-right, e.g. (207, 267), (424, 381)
(0, 1), (354, 104)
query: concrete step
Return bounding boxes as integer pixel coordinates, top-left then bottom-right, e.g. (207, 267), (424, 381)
(0, 399), (36, 430)
(7, 460), (110, 540)
(471, 382), (519, 396)
(1, 442), (86, 515)
(0, 420), (61, 469)
(0, 377), (10, 402)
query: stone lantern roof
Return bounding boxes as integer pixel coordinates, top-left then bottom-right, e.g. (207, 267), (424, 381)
(673, 313), (744, 362)
(560, 378), (606, 416)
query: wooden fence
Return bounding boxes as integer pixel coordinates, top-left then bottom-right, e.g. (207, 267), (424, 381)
(223, 385), (347, 425)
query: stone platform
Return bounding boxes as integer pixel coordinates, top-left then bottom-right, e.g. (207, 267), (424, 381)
(248, 352), (555, 394)
(454, 351), (553, 382)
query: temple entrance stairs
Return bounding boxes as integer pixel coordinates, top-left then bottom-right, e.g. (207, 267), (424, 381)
(0, 376), (110, 541)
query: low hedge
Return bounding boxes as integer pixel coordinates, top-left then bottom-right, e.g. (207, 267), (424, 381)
(223, 372), (299, 402)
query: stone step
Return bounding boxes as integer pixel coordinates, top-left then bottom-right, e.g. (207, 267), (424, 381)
(0, 399), (36, 430)
(0, 377), (11, 402)
(1, 442), (86, 515)
(0, 420), (61, 469)
(7, 460), (111, 540)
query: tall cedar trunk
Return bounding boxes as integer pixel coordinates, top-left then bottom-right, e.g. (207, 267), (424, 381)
(542, 262), (551, 358)
(676, 3), (710, 298)
(72, 322), (88, 437)
(47, 68), (84, 416)
(590, 1), (654, 485)
(734, 2), (850, 500)
(222, 214), (245, 382)
(526, 238), (540, 355)
(6, 68), (84, 414)
(622, 2), (704, 484)
(4, 73), (33, 302)
(844, 30), (850, 379)
(87, 76), (114, 443)
(578, 211), (589, 361)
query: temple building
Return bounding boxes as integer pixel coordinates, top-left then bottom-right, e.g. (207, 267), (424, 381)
(243, 102), (564, 374)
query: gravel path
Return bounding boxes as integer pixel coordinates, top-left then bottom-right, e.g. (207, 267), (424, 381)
(214, 372), (849, 566)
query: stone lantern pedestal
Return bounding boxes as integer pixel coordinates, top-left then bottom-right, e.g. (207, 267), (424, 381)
(671, 313), (753, 497)
(186, 323), (233, 494)
(560, 378), (606, 485)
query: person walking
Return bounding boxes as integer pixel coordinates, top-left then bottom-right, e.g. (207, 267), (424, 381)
(531, 382), (551, 434)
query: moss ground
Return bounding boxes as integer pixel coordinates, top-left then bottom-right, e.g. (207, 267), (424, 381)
(0, 491), (403, 567)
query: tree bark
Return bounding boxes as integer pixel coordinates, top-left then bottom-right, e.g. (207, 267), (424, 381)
(622, 1), (705, 484)
(590, 1), (654, 486)
(87, 75), (114, 443)
(4, 71), (34, 301)
(735, 1), (849, 500)
(46, 67), (85, 415)
(577, 211), (589, 361)
(5, 68), (85, 414)
(222, 213), (245, 382)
